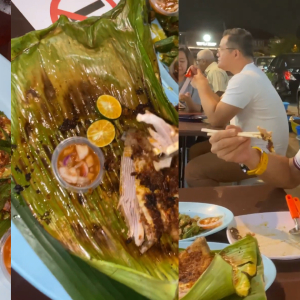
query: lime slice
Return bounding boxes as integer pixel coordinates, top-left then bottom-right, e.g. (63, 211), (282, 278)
(87, 119), (115, 147)
(96, 95), (122, 119)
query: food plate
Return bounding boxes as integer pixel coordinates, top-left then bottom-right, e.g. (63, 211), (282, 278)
(0, 54), (11, 300)
(226, 212), (300, 260)
(0, 55), (10, 118)
(11, 223), (71, 300)
(179, 241), (277, 292)
(179, 202), (234, 241)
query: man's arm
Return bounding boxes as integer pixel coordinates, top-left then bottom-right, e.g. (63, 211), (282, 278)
(190, 67), (241, 127)
(243, 148), (300, 189)
(209, 126), (300, 189)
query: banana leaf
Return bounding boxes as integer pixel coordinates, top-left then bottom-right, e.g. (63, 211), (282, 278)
(11, 0), (178, 299)
(182, 236), (267, 300)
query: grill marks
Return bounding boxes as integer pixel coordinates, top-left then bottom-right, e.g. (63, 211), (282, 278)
(122, 129), (179, 252)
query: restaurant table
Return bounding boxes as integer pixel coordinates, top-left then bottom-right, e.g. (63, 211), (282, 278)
(180, 185), (300, 300)
(179, 119), (210, 188)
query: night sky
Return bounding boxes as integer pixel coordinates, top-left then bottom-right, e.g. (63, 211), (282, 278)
(180, 0), (300, 37)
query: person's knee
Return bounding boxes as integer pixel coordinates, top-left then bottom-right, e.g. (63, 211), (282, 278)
(185, 159), (205, 182)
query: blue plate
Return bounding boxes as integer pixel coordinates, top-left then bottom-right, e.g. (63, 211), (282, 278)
(179, 202), (234, 241)
(11, 223), (72, 300)
(0, 54), (10, 300)
(0, 55), (10, 118)
(179, 241), (277, 291)
(0, 54), (10, 299)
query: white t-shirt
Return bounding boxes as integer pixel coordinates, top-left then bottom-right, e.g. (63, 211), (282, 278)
(205, 62), (229, 93)
(294, 150), (300, 170)
(221, 63), (289, 156)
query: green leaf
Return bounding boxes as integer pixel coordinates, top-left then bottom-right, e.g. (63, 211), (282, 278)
(0, 139), (10, 154)
(12, 189), (148, 300)
(0, 179), (10, 211)
(11, 0), (178, 299)
(0, 219), (10, 240)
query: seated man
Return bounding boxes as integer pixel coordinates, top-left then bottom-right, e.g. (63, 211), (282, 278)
(196, 49), (229, 97)
(185, 28), (289, 187)
(209, 125), (300, 189)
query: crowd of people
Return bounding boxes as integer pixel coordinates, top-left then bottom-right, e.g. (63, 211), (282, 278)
(178, 28), (299, 189)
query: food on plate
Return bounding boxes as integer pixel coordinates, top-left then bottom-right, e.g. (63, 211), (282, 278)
(197, 215), (223, 230)
(229, 227), (242, 240)
(257, 126), (275, 153)
(57, 143), (100, 187)
(3, 234), (11, 275)
(11, 1), (178, 299)
(96, 95), (122, 120)
(179, 214), (203, 239)
(152, 0), (179, 14)
(0, 111), (11, 249)
(179, 235), (267, 300)
(87, 119), (116, 148)
(119, 111), (178, 252)
(230, 227), (256, 241)
(179, 214), (223, 239)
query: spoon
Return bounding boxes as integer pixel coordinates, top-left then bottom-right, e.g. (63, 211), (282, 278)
(285, 194), (300, 235)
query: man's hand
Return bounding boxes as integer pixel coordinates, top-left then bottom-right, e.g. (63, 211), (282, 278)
(188, 67), (209, 90)
(209, 125), (255, 164)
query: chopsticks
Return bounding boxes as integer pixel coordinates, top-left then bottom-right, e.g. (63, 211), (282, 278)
(201, 128), (263, 139)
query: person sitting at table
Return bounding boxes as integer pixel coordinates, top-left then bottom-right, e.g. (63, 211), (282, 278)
(184, 49), (230, 160)
(209, 125), (300, 189)
(185, 28), (289, 187)
(178, 47), (201, 112)
(196, 49), (229, 97)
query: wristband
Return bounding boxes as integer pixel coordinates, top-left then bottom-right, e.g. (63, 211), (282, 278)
(293, 150), (300, 171)
(246, 147), (269, 176)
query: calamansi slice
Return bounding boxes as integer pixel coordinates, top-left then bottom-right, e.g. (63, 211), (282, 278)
(96, 95), (122, 120)
(87, 119), (115, 147)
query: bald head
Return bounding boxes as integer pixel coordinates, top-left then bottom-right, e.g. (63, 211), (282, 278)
(197, 49), (215, 61)
(196, 49), (215, 72)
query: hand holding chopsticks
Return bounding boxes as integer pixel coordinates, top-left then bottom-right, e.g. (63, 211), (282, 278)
(201, 128), (263, 139)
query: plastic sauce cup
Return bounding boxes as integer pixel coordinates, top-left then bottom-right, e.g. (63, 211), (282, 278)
(197, 215), (224, 230)
(51, 137), (105, 193)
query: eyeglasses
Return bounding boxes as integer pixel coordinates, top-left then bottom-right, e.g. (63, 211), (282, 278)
(195, 59), (205, 65)
(217, 47), (237, 52)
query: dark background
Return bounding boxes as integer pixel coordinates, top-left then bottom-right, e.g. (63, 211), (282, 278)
(180, 0), (300, 37)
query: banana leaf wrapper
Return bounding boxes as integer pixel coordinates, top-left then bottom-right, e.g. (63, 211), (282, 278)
(182, 236), (267, 300)
(11, 1), (178, 299)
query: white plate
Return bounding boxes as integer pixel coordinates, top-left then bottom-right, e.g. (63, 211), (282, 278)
(0, 54), (11, 300)
(179, 202), (234, 241)
(226, 212), (300, 260)
(179, 241), (277, 292)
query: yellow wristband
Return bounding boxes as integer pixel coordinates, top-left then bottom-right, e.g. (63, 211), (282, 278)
(246, 147), (269, 176)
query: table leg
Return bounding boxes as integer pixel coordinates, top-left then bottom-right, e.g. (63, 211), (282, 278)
(180, 136), (187, 188)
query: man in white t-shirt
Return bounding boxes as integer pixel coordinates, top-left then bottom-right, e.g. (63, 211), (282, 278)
(185, 28), (289, 187)
(196, 49), (229, 97)
(208, 126), (300, 189)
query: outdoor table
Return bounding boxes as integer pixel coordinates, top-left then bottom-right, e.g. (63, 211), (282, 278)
(179, 119), (211, 188)
(180, 185), (299, 300)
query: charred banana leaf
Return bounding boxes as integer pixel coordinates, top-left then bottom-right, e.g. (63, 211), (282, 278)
(11, 0), (178, 299)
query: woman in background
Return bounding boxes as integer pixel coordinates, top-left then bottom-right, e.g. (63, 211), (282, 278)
(178, 47), (202, 112)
